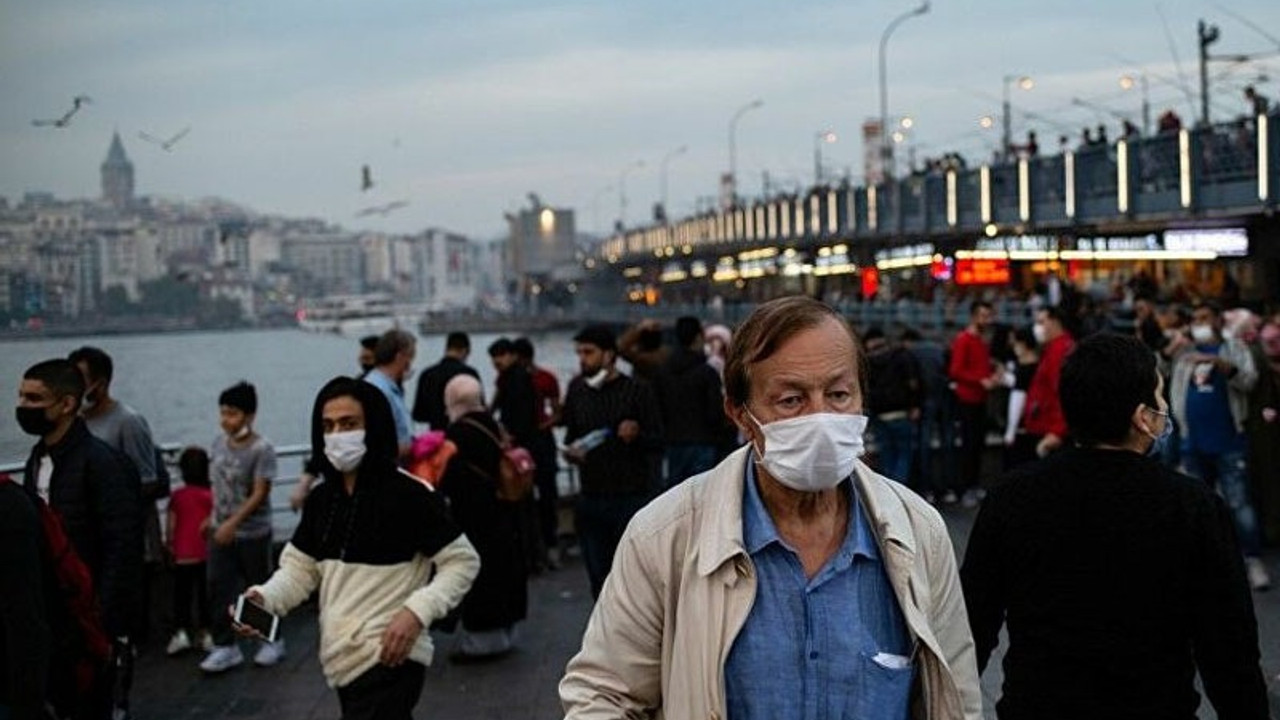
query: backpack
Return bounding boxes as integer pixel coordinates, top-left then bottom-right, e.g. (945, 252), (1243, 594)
(460, 417), (536, 501)
(0, 474), (110, 695)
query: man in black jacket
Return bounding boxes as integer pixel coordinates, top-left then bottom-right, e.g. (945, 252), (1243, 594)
(961, 333), (1268, 719)
(653, 316), (725, 487)
(412, 332), (479, 431)
(18, 359), (142, 720)
(560, 325), (663, 598)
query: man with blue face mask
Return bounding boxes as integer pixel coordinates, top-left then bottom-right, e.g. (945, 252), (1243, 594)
(561, 296), (982, 720)
(962, 333), (1268, 718)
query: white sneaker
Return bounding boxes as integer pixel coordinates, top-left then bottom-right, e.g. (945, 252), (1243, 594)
(166, 629), (191, 656)
(199, 644), (244, 673)
(254, 638), (286, 667)
(941, 491), (958, 504)
(1246, 557), (1271, 591)
(961, 490), (980, 509)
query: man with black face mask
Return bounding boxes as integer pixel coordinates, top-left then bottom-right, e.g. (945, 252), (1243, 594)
(18, 358), (142, 720)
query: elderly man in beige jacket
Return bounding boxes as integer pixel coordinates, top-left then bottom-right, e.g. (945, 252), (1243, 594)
(561, 296), (982, 720)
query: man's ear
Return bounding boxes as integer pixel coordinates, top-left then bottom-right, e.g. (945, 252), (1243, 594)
(1130, 404), (1151, 437)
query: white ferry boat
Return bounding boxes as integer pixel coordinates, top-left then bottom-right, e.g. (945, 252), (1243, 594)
(296, 294), (405, 336)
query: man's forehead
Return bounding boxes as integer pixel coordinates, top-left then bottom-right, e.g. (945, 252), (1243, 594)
(19, 378), (51, 395)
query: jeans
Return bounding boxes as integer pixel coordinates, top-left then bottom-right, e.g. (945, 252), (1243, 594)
(914, 399), (955, 495)
(207, 534), (273, 646)
(336, 661), (426, 720)
(575, 493), (649, 598)
(1182, 447), (1263, 557)
(665, 443), (717, 488)
(870, 417), (915, 485)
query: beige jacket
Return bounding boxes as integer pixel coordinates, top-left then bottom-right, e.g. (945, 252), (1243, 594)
(560, 446), (982, 720)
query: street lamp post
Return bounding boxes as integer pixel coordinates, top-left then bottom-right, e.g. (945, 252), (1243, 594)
(1120, 73), (1151, 136)
(1002, 74), (1034, 162)
(813, 130), (837, 185)
(878, 1), (930, 183)
(728, 99), (764, 207)
(659, 145), (688, 219)
(618, 160), (645, 231)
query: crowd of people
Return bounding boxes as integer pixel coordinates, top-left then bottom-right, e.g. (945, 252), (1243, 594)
(2, 288), (1278, 718)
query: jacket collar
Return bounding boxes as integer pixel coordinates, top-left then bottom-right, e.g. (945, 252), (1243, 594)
(694, 446), (916, 577)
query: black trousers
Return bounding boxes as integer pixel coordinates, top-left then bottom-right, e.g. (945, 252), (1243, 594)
(956, 400), (987, 492)
(337, 662), (426, 720)
(173, 562), (211, 631)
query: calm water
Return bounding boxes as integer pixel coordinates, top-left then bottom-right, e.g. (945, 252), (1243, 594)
(0, 327), (585, 465)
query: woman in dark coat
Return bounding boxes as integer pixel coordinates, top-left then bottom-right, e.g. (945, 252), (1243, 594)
(439, 374), (527, 658)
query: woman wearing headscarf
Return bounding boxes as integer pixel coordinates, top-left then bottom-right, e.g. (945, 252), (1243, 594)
(439, 374), (528, 659)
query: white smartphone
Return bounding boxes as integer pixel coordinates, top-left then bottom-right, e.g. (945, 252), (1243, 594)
(234, 595), (280, 643)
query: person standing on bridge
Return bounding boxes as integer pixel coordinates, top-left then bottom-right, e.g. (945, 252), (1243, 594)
(961, 332), (1269, 718)
(242, 376), (479, 718)
(561, 297), (981, 719)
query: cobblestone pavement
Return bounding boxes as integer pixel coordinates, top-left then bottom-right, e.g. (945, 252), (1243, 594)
(131, 506), (1280, 719)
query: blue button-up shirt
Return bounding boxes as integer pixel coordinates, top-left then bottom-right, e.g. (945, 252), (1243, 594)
(725, 462), (915, 720)
(365, 368), (412, 447)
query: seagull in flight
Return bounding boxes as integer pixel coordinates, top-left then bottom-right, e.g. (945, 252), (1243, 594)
(361, 165), (374, 192)
(32, 95), (92, 128)
(355, 200), (409, 218)
(138, 126), (191, 151)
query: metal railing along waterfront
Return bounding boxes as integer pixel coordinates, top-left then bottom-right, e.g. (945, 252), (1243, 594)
(1, 443), (584, 541)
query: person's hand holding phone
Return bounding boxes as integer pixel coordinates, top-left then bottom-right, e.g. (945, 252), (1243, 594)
(231, 590), (268, 640)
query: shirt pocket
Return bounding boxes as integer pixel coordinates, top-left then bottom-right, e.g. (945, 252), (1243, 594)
(850, 650), (915, 720)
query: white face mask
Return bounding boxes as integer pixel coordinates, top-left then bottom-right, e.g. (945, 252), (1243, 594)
(747, 410), (867, 492)
(1032, 323), (1048, 345)
(1190, 323), (1215, 344)
(324, 429), (367, 473)
(584, 368), (609, 390)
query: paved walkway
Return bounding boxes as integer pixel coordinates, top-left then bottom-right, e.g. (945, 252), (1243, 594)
(131, 506), (1280, 719)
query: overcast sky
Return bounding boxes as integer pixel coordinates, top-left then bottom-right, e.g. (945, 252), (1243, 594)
(3, 0), (1278, 239)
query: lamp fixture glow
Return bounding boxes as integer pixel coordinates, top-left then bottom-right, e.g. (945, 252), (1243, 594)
(1116, 139), (1130, 214)
(1018, 158), (1030, 222)
(1179, 129), (1193, 209)
(1259, 113), (1270, 202)
(946, 170), (958, 227)
(980, 165), (992, 223)
(1064, 151), (1076, 219)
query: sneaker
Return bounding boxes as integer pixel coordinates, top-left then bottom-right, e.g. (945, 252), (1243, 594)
(961, 490), (980, 509)
(254, 639), (286, 667)
(1245, 557), (1271, 591)
(166, 629), (191, 656)
(199, 645), (244, 673)
(198, 631), (214, 652)
(941, 491), (959, 504)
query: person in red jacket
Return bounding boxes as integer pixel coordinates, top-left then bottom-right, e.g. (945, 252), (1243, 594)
(1023, 307), (1075, 457)
(948, 301), (1001, 506)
